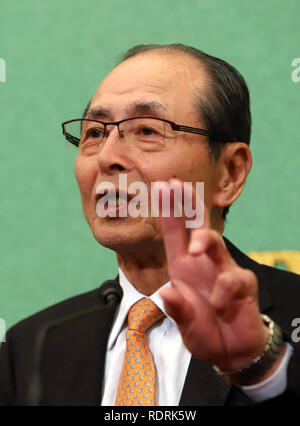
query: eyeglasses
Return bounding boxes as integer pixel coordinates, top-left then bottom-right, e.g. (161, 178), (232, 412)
(61, 116), (210, 154)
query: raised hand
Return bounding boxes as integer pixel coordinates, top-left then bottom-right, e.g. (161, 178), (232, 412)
(157, 179), (272, 374)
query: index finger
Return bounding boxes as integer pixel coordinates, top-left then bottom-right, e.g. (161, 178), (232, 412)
(156, 180), (189, 262)
(156, 179), (208, 261)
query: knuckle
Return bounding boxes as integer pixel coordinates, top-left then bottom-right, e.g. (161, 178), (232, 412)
(242, 268), (257, 283)
(218, 272), (235, 291)
(209, 229), (221, 241)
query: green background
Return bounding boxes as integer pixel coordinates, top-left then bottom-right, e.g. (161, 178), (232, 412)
(1, 0), (299, 329)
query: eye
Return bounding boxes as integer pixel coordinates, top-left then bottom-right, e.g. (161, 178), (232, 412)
(87, 127), (105, 139)
(135, 124), (163, 139)
(139, 126), (157, 136)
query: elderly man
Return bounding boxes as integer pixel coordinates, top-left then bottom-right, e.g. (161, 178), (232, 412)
(0, 44), (299, 406)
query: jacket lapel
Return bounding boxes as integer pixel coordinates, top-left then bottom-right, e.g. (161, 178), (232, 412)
(179, 357), (230, 406)
(42, 279), (121, 406)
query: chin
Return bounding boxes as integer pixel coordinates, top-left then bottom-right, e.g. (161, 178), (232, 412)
(90, 216), (162, 254)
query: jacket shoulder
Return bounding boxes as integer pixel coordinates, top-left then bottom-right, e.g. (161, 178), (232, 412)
(7, 286), (104, 340)
(225, 237), (300, 331)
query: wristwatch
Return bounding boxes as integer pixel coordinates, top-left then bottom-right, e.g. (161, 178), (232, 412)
(213, 314), (284, 386)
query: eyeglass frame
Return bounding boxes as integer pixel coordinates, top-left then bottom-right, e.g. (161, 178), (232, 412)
(61, 116), (211, 148)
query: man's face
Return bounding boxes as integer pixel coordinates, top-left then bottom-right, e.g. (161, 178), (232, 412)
(75, 52), (221, 254)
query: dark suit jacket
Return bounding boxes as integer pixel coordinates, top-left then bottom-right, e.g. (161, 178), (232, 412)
(1, 239), (300, 406)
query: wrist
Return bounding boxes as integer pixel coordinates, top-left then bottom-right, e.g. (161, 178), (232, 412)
(244, 343), (286, 386)
(213, 315), (285, 386)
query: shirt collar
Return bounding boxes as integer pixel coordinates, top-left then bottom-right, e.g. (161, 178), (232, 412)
(107, 268), (171, 350)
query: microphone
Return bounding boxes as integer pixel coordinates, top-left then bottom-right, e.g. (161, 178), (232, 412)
(100, 280), (123, 307)
(27, 280), (122, 406)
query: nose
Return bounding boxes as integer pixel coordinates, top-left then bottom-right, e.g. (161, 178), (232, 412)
(96, 125), (133, 175)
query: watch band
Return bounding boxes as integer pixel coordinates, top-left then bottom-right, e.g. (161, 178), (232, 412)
(213, 314), (284, 386)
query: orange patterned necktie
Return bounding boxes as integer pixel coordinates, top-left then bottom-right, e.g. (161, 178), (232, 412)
(115, 297), (165, 406)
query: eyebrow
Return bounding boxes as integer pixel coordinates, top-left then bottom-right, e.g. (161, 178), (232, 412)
(126, 101), (168, 118)
(84, 100), (168, 121)
(84, 105), (111, 120)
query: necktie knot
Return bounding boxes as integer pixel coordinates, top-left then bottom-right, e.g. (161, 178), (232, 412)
(128, 297), (164, 334)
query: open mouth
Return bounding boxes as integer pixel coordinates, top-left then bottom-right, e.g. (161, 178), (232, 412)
(95, 185), (132, 216)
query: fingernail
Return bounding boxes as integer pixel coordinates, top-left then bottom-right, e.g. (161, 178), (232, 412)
(189, 240), (203, 254)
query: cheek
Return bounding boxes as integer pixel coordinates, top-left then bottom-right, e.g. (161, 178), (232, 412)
(142, 155), (206, 184)
(138, 154), (184, 183)
(74, 156), (97, 201)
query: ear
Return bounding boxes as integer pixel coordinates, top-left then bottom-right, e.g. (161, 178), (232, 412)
(212, 142), (252, 209)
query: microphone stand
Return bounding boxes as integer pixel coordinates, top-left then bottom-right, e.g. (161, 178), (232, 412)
(27, 280), (122, 406)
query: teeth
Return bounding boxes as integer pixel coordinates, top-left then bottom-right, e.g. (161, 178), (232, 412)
(96, 188), (128, 207)
(118, 192), (127, 199)
(116, 198), (127, 206)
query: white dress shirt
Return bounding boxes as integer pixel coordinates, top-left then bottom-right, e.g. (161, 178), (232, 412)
(101, 268), (293, 405)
